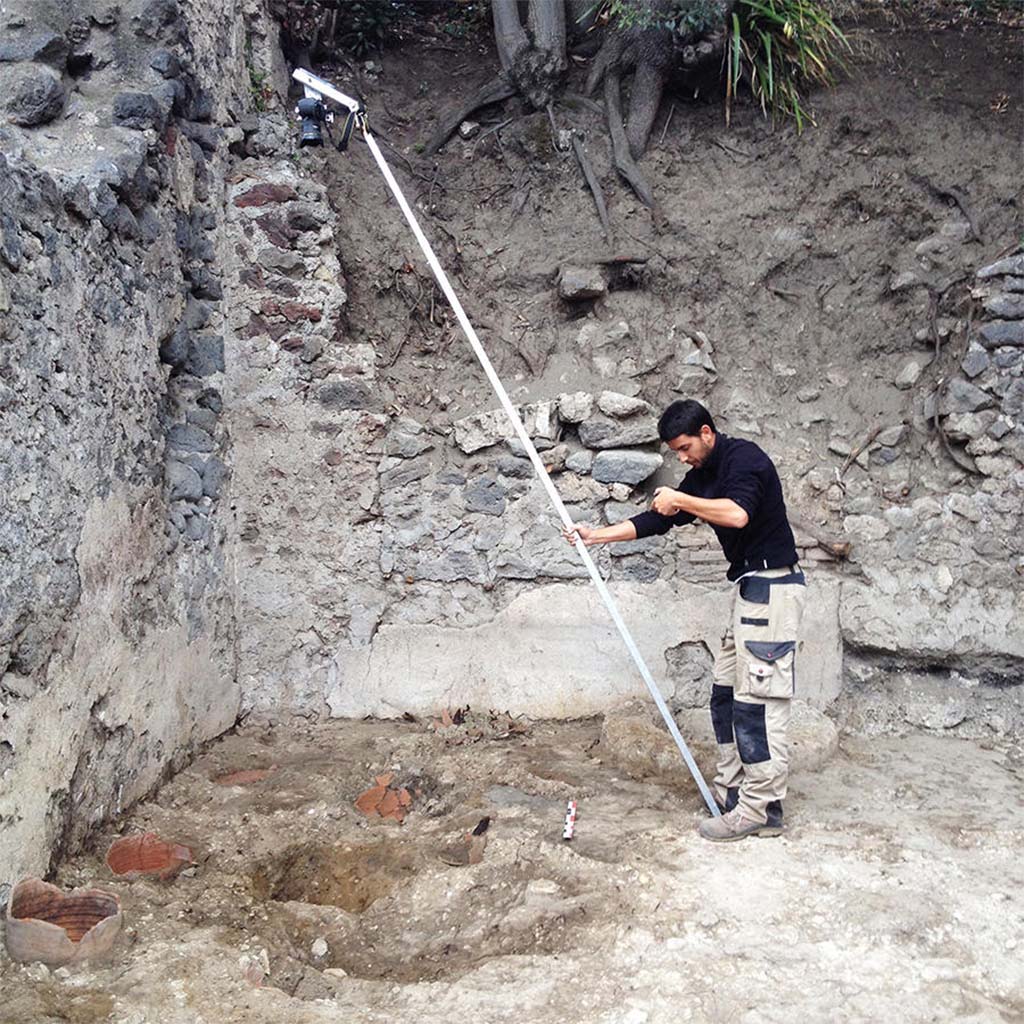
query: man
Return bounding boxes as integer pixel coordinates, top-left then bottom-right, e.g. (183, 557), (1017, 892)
(565, 399), (805, 842)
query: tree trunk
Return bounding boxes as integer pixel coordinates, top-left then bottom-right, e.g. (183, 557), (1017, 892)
(492, 0), (529, 70)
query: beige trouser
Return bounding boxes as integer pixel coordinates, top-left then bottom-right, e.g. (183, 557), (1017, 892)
(710, 566), (807, 824)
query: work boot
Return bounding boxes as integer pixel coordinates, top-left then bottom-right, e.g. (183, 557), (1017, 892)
(766, 799), (784, 830)
(698, 807), (783, 842)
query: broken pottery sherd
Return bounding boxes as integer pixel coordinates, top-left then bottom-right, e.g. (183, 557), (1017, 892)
(354, 773), (414, 822)
(5, 879), (123, 966)
(105, 832), (195, 880)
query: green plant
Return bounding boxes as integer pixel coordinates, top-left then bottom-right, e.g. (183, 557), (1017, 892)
(726, 0), (851, 130)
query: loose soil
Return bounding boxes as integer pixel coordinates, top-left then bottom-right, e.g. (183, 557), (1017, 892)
(2, 716), (1022, 1022)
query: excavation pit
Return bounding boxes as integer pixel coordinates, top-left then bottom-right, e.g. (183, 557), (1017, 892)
(253, 840), (420, 915)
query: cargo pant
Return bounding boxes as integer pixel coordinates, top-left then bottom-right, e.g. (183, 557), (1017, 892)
(709, 566), (807, 824)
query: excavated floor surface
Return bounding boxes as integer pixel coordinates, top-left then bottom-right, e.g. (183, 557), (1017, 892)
(2, 715), (1022, 1023)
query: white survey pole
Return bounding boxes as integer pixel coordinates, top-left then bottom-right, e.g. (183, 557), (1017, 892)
(292, 70), (720, 818)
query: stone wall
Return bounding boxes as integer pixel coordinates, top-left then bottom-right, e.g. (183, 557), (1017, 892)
(0, 0), (270, 880)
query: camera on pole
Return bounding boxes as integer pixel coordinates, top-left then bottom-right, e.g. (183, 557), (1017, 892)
(293, 71), (363, 153)
(295, 96), (329, 147)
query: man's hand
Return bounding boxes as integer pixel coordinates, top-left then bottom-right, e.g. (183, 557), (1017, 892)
(562, 524), (595, 546)
(652, 487), (685, 516)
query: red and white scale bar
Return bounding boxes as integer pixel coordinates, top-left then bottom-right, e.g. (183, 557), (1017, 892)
(562, 800), (578, 840)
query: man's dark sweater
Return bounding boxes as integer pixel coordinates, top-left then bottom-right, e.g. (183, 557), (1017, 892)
(629, 434), (798, 582)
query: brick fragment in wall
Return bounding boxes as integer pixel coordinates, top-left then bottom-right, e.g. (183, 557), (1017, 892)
(233, 183), (298, 208)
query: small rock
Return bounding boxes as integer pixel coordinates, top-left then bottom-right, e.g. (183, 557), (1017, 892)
(939, 378), (994, 416)
(977, 254), (1024, 279)
(149, 49), (181, 78)
(458, 120), (479, 139)
(565, 450), (593, 474)
(385, 417), (432, 459)
(0, 30), (69, 66)
(311, 938), (329, 959)
(557, 391), (593, 424)
(112, 91), (167, 130)
(166, 459), (203, 501)
(984, 294), (1024, 320)
(876, 424), (907, 447)
(167, 423), (215, 452)
(796, 387), (820, 403)
(961, 342), (990, 379)
(186, 334), (224, 377)
(318, 379), (373, 410)
(889, 270), (919, 292)
(979, 320), (1024, 349)
(2, 65), (65, 126)
(464, 477), (507, 516)
(946, 493), (982, 522)
(592, 450), (663, 485)
(596, 391), (651, 418)
(894, 357), (927, 390)
(558, 266), (606, 301)
(202, 458), (228, 499)
(577, 320), (630, 349)
(1002, 379), (1024, 418)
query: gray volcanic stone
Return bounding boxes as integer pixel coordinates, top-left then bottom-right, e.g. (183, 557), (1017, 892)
(497, 455), (533, 479)
(202, 457), (228, 499)
(939, 379), (994, 415)
(566, 450), (593, 474)
(167, 459), (203, 501)
(464, 476), (507, 516)
(961, 342), (990, 379)
(167, 423), (215, 452)
(578, 413), (659, 449)
(0, 30), (68, 66)
(149, 49), (181, 77)
(977, 254), (1024, 279)
(979, 320), (1024, 349)
(1002, 380), (1024, 418)
(186, 407), (218, 433)
(185, 333), (224, 377)
(317, 379), (372, 409)
(984, 294), (1024, 320)
(3, 66), (65, 126)
(592, 450), (663, 484)
(558, 266), (606, 301)
(113, 91), (167, 130)
(385, 417), (432, 459)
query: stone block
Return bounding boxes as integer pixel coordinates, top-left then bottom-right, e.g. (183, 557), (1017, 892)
(558, 265), (606, 301)
(557, 391), (593, 423)
(597, 391), (652, 418)
(592, 449), (663, 485)
(578, 413), (659, 449)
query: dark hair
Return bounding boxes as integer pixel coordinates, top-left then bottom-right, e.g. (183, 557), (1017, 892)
(657, 399), (716, 441)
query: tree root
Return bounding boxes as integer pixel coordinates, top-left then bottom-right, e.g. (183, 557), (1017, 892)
(425, 74), (517, 156)
(570, 132), (612, 244)
(604, 69), (665, 231)
(625, 60), (666, 159)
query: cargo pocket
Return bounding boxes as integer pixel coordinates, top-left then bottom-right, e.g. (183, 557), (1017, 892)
(741, 640), (796, 700)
